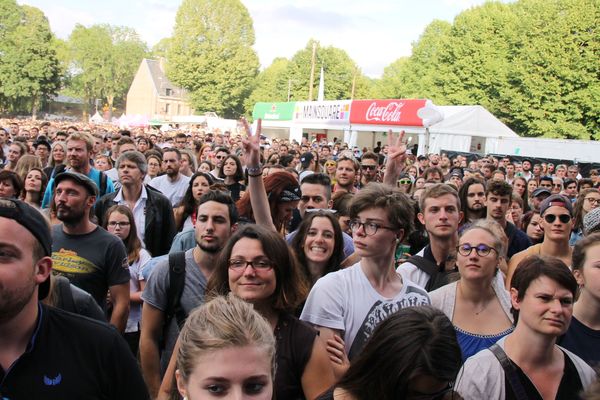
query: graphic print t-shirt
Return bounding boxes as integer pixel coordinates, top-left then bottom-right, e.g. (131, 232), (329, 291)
(51, 225), (130, 307)
(300, 261), (430, 360)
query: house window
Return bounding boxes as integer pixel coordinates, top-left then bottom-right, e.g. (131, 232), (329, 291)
(165, 88), (172, 96)
(177, 104), (181, 115)
(165, 103), (170, 114)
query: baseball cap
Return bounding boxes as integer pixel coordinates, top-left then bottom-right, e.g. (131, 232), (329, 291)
(539, 194), (573, 216)
(300, 152), (314, 168)
(54, 171), (99, 196)
(33, 137), (51, 150)
(583, 207), (600, 235)
(532, 188), (551, 198)
(278, 184), (301, 203)
(0, 198), (51, 299)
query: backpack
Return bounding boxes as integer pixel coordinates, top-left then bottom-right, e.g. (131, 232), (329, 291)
(52, 164), (108, 197)
(160, 252), (187, 349)
(407, 254), (451, 292)
(55, 275), (77, 314)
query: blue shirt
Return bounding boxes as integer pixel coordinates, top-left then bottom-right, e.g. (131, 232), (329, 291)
(41, 168), (115, 208)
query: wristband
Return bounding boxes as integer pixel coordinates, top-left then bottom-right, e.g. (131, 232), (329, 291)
(247, 164), (263, 176)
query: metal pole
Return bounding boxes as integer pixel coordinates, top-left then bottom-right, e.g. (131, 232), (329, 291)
(308, 42), (317, 101)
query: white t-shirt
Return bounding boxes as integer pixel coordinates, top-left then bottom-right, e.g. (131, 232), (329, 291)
(126, 248), (152, 333)
(149, 174), (190, 207)
(300, 261), (430, 360)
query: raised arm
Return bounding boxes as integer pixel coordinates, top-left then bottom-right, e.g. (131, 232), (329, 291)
(241, 118), (277, 232)
(382, 130), (408, 186)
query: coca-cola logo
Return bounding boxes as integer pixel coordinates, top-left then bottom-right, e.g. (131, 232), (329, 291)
(365, 102), (405, 122)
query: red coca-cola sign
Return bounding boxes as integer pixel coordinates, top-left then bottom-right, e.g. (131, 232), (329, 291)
(350, 99), (428, 126)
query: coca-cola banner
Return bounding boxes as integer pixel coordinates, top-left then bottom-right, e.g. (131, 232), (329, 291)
(293, 100), (352, 125)
(350, 99), (428, 126)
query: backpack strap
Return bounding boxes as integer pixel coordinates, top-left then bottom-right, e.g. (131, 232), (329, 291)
(164, 252), (187, 333)
(56, 275), (77, 314)
(489, 344), (529, 400)
(407, 255), (442, 291)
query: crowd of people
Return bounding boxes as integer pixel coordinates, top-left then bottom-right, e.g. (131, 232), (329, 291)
(1, 117), (600, 400)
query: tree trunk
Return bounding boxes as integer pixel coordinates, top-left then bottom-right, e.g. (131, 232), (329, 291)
(107, 94), (114, 121)
(31, 94), (39, 120)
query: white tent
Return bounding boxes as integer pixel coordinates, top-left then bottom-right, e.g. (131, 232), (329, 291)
(421, 105), (519, 154)
(89, 111), (105, 124)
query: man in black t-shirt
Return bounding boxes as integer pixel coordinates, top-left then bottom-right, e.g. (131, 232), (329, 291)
(50, 171), (130, 333)
(0, 199), (149, 399)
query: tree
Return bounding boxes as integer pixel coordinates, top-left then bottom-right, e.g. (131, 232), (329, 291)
(243, 57), (291, 115)
(167, 0), (259, 118)
(68, 24), (148, 119)
(285, 39), (374, 102)
(0, 1), (61, 116)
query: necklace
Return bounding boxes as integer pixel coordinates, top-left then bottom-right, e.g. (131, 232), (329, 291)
(458, 281), (493, 316)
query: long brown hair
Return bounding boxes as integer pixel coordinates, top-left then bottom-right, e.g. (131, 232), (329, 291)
(103, 205), (143, 263)
(573, 188), (599, 231)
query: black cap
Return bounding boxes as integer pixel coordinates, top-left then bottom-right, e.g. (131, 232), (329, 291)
(539, 194), (573, 216)
(532, 188), (551, 198)
(54, 171), (99, 196)
(33, 138), (51, 150)
(300, 152), (314, 168)
(0, 199), (51, 299)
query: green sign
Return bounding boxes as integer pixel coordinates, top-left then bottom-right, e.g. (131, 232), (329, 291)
(252, 102), (295, 121)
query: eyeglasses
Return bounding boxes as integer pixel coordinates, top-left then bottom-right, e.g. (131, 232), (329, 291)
(228, 258), (273, 270)
(457, 243), (497, 257)
(585, 197), (600, 205)
(544, 214), (571, 224)
(324, 162), (336, 167)
(349, 219), (396, 236)
(215, 155), (226, 160)
(107, 221), (130, 228)
(398, 179), (411, 185)
(361, 164), (377, 171)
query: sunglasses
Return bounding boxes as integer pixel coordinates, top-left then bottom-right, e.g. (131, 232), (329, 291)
(398, 179), (411, 185)
(325, 162), (336, 167)
(361, 164), (377, 171)
(544, 214), (571, 224)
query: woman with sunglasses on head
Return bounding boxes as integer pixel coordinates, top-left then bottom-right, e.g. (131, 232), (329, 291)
(324, 159), (337, 185)
(456, 256), (596, 399)
(206, 224), (335, 400)
(316, 306), (462, 400)
(570, 188), (600, 245)
(239, 119), (301, 236)
(430, 220), (514, 361)
(103, 205), (151, 355)
(507, 195), (575, 289)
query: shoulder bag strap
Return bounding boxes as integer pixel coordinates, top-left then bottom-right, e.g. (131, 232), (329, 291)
(489, 344), (529, 400)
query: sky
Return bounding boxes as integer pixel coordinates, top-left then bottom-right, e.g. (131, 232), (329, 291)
(19, 0), (509, 78)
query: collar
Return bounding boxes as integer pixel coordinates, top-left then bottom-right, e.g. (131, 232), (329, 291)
(26, 303), (44, 354)
(114, 185), (148, 203)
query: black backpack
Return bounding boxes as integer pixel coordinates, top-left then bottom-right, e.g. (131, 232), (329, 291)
(160, 252), (187, 349)
(406, 255), (452, 292)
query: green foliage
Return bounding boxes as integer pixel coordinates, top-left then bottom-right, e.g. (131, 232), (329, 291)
(243, 57), (291, 116)
(167, 0), (259, 118)
(67, 24), (148, 118)
(0, 1), (61, 115)
(376, 0), (599, 139)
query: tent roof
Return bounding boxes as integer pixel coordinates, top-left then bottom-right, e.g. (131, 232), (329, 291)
(431, 105), (518, 138)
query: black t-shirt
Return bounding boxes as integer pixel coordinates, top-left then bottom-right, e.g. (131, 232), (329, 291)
(0, 304), (149, 399)
(51, 225), (130, 307)
(506, 350), (583, 400)
(559, 316), (600, 367)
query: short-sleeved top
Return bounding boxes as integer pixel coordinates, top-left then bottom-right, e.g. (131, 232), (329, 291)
(149, 174), (190, 207)
(127, 248), (152, 333)
(300, 261), (430, 360)
(141, 249), (207, 374)
(275, 313), (318, 400)
(51, 225), (130, 308)
(0, 304), (149, 399)
(559, 316), (600, 367)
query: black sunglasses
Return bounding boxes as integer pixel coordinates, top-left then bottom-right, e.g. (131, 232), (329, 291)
(544, 214), (571, 224)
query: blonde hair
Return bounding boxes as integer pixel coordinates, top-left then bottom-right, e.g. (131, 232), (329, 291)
(176, 294), (276, 382)
(67, 131), (94, 152)
(14, 155), (42, 182)
(461, 219), (507, 258)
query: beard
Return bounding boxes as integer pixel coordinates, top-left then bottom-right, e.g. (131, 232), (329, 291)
(196, 238), (223, 254)
(56, 205), (87, 224)
(0, 272), (36, 324)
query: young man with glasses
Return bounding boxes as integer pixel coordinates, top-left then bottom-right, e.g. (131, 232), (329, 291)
(506, 194), (574, 288)
(301, 183), (430, 373)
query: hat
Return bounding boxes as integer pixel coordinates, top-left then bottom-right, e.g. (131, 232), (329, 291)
(583, 207), (600, 235)
(532, 188), (551, 198)
(54, 171), (99, 196)
(278, 185), (301, 202)
(0, 199), (51, 299)
(417, 155), (427, 161)
(300, 152), (314, 168)
(33, 138), (51, 150)
(539, 194), (573, 216)
(449, 168), (463, 178)
(563, 178), (576, 187)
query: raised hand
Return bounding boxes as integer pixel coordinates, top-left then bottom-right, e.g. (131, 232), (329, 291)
(241, 117), (261, 167)
(383, 129), (408, 186)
